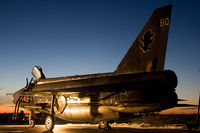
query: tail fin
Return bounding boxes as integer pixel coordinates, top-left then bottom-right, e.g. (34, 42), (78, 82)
(115, 5), (172, 74)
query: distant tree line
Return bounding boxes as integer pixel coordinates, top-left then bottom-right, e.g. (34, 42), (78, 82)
(0, 111), (28, 125)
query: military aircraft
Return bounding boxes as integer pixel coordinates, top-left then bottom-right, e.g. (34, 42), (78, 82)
(12, 5), (180, 131)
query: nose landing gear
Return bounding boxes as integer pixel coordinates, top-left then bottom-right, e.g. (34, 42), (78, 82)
(45, 115), (55, 131)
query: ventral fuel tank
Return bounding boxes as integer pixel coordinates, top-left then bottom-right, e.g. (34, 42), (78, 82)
(56, 106), (119, 123)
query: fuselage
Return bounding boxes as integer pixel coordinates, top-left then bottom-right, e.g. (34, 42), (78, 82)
(13, 70), (178, 122)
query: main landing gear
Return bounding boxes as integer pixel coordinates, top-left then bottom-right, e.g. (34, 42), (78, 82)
(29, 113), (55, 131)
(45, 94), (56, 131)
(29, 95), (56, 131)
(98, 121), (112, 130)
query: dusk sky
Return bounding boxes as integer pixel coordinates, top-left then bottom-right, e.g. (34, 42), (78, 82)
(0, 0), (200, 114)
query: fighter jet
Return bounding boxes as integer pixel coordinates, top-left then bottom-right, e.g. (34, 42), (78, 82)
(12, 5), (179, 131)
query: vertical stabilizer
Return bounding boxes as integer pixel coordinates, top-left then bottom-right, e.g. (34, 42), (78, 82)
(115, 5), (172, 74)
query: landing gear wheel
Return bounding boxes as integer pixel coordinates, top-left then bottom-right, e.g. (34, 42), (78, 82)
(98, 121), (111, 130)
(45, 115), (55, 131)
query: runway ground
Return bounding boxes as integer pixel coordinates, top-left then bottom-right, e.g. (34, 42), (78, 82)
(0, 124), (199, 133)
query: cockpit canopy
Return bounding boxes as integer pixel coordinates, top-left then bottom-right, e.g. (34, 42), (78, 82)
(32, 66), (46, 80)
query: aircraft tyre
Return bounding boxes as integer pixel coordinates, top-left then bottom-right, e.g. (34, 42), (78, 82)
(45, 115), (55, 131)
(98, 121), (111, 130)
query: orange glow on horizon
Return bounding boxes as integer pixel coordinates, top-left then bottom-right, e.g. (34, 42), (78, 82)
(0, 105), (29, 114)
(0, 106), (14, 113)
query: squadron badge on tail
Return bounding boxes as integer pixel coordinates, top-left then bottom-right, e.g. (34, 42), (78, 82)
(140, 29), (155, 53)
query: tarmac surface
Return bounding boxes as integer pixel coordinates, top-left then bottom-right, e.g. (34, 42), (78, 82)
(0, 124), (199, 133)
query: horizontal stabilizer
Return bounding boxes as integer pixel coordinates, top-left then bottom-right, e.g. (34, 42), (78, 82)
(176, 104), (198, 107)
(178, 99), (188, 101)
